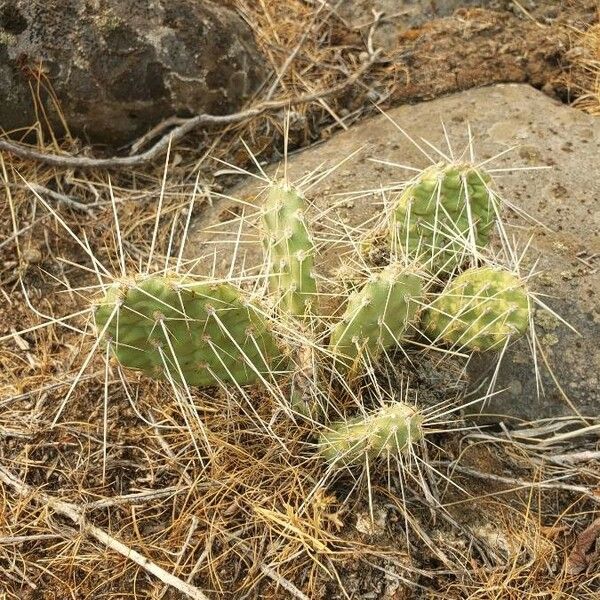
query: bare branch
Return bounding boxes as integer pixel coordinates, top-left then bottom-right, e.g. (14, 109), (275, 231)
(0, 54), (381, 171)
(441, 462), (600, 505)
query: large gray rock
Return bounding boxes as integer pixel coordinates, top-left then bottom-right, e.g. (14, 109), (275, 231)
(0, 0), (266, 146)
(188, 84), (600, 421)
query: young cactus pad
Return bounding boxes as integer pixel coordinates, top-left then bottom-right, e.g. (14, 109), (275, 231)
(262, 182), (317, 316)
(391, 162), (497, 270)
(94, 275), (284, 387)
(424, 267), (530, 351)
(320, 402), (424, 465)
(329, 264), (422, 371)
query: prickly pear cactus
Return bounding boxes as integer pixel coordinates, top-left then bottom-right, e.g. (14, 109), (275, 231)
(329, 264), (422, 372)
(94, 275), (285, 387)
(423, 266), (530, 351)
(391, 162), (497, 271)
(263, 182), (317, 316)
(320, 402), (424, 465)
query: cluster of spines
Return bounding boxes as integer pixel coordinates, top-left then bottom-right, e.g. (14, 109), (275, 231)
(328, 263), (423, 373)
(390, 162), (497, 272)
(319, 402), (424, 465)
(423, 266), (530, 352)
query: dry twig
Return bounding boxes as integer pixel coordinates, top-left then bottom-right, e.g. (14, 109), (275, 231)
(222, 530), (310, 600)
(0, 54), (380, 171)
(0, 465), (210, 600)
(442, 462), (600, 506)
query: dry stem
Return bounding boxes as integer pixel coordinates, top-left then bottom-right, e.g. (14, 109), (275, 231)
(0, 53), (380, 171)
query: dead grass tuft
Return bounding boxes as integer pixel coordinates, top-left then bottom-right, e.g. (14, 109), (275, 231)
(566, 19), (600, 115)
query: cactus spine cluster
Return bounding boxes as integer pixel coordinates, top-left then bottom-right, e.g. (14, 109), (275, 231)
(262, 182), (317, 316)
(424, 266), (530, 351)
(319, 402), (424, 465)
(390, 162), (497, 271)
(329, 264), (422, 372)
(94, 275), (285, 387)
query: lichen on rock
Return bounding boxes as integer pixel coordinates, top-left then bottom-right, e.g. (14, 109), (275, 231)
(0, 0), (267, 145)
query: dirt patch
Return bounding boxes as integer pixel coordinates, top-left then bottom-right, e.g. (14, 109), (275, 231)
(324, 2), (597, 117)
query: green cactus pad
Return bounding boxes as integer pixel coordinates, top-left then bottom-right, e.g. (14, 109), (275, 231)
(320, 402), (424, 465)
(391, 162), (497, 271)
(94, 275), (285, 387)
(423, 267), (530, 351)
(263, 182), (317, 316)
(328, 264), (422, 372)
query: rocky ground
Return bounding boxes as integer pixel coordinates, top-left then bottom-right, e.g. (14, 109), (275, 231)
(0, 0), (596, 150)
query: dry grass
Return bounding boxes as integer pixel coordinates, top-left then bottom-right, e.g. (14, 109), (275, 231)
(566, 18), (600, 115)
(1, 2), (600, 599)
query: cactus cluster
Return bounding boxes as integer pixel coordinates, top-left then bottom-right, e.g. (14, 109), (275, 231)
(92, 156), (535, 472)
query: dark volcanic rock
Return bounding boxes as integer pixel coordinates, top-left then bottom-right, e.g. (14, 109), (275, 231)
(0, 0), (267, 146)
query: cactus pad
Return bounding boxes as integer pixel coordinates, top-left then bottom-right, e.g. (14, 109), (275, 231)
(320, 402), (424, 465)
(424, 266), (530, 351)
(94, 275), (284, 387)
(263, 182), (317, 316)
(391, 162), (497, 271)
(329, 264), (422, 371)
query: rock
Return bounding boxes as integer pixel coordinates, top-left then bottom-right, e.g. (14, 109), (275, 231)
(187, 84), (600, 421)
(0, 0), (266, 146)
